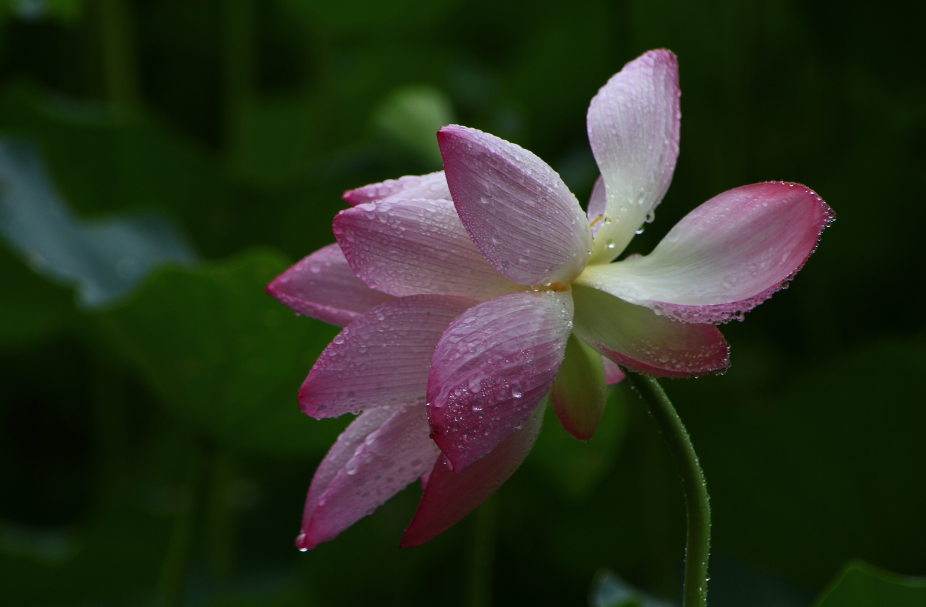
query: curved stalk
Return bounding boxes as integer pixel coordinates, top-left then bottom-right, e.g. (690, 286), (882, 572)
(626, 372), (711, 607)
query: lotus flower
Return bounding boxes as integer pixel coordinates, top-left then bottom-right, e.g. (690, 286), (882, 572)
(267, 49), (833, 551)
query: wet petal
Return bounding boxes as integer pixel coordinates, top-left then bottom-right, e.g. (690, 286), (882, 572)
(333, 199), (521, 299)
(587, 175), (607, 237)
(602, 356), (626, 385)
(296, 402), (441, 550)
(550, 334), (607, 440)
(299, 295), (475, 419)
(571, 284), (728, 377)
(342, 171), (450, 206)
(399, 401), (545, 547)
(266, 243), (393, 327)
(587, 49), (680, 264)
(576, 183), (834, 323)
(296, 406), (394, 550)
(427, 290), (572, 470)
(438, 125), (591, 286)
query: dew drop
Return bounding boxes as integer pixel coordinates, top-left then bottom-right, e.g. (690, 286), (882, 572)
(606, 239), (615, 250)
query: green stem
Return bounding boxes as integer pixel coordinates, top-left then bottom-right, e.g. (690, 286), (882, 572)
(626, 372), (711, 607)
(156, 441), (206, 607)
(223, 0), (256, 160)
(467, 494), (498, 607)
(96, 0), (140, 113)
(205, 449), (237, 579)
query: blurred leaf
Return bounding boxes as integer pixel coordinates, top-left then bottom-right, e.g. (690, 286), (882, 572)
(371, 84), (454, 169)
(0, 506), (174, 606)
(529, 385), (628, 500)
(0, 140), (196, 308)
(231, 97), (316, 188)
(0, 84), (235, 257)
(274, 0), (462, 32)
(2, 0), (84, 24)
(589, 569), (673, 607)
(813, 561), (926, 607)
(0, 243), (74, 348)
(96, 248), (345, 458)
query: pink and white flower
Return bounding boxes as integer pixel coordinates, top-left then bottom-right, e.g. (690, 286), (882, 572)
(267, 49), (833, 550)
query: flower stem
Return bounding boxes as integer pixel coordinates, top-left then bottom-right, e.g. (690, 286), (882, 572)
(96, 0), (140, 113)
(156, 441), (206, 607)
(626, 372), (710, 607)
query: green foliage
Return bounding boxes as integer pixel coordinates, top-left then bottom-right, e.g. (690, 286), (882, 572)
(530, 385), (627, 501)
(371, 84), (455, 168)
(0, 243), (74, 348)
(0, 0), (924, 605)
(0, 140), (196, 308)
(814, 561), (926, 607)
(97, 249), (344, 458)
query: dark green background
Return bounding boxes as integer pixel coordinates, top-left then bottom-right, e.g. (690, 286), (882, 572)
(1, 1), (924, 605)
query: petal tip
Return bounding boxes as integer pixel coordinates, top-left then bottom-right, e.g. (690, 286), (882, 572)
(295, 531), (316, 552)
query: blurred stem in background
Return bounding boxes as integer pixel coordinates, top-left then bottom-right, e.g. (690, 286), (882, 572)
(90, 353), (128, 509)
(95, 0), (139, 114)
(467, 494), (499, 607)
(626, 372), (711, 607)
(224, 0), (255, 163)
(205, 448), (238, 579)
(156, 441), (206, 607)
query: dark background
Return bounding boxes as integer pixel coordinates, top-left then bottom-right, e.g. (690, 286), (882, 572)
(0, 1), (924, 605)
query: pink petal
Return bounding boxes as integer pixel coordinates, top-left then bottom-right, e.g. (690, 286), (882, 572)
(296, 402), (441, 550)
(575, 183), (834, 324)
(587, 175), (607, 237)
(297, 406), (395, 549)
(266, 243), (394, 327)
(437, 125), (591, 286)
(427, 291), (572, 470)
(333, 199), (521, 299)
(602, 356), (626, 385)
(299, 295), (475, 419)
(342, 171), (450, 206)
(571, 284), (728, 378)
(399, 401), (545, 548)
(587, 49), (681, 264)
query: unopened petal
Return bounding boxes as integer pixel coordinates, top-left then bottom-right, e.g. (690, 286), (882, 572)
(342, 171), (450, 206)
(550, 334), (607, 440)
(297, 402), (441, 550)
(438, 125), (591, 286)
(333, 199), (521, 299)
(266, 243), (393, 327)
(571, 285), (728, 377)
(576, 183), (834, 323)
(399, 401), (545, 548)
(299, 295), (475, 419)
(587, 50), (680, 264)
(427, 290), (573, 470)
